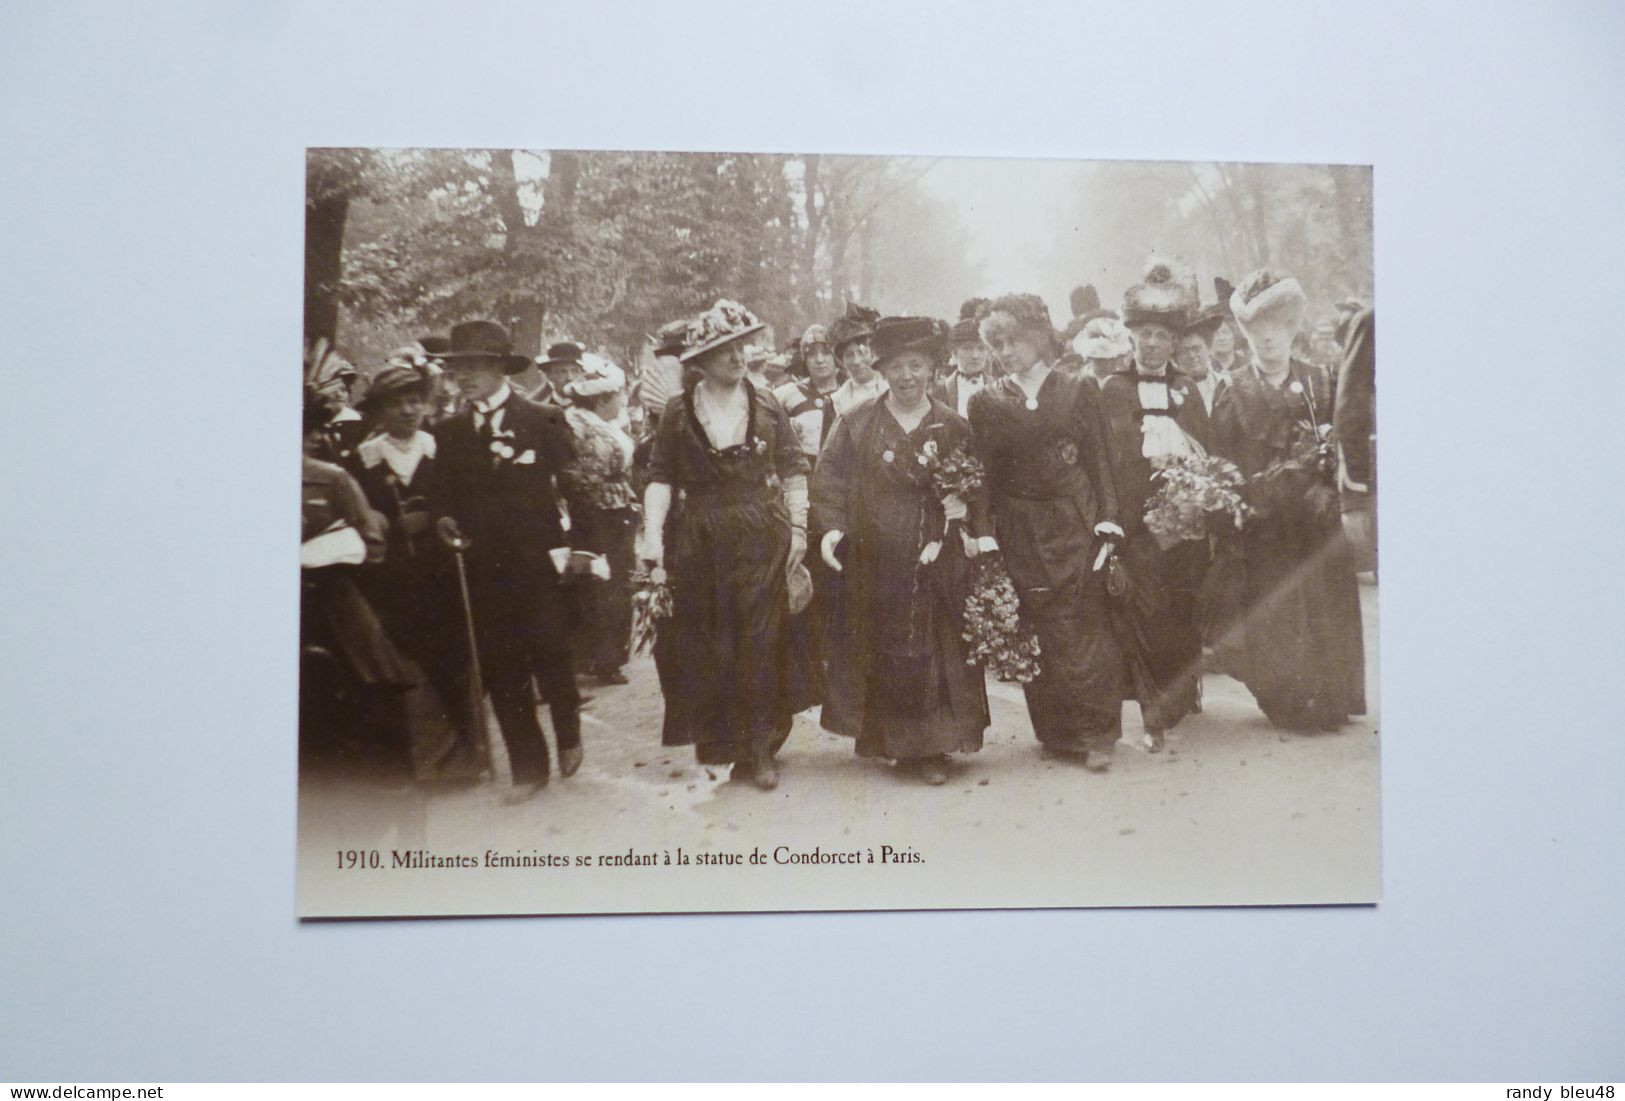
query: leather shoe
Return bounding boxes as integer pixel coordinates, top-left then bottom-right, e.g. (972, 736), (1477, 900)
(559, 745), (583, 778)
(1082, 749), (1113, 773)
(503, 779), (546, 804)
(752, 755), (780, 791)
(918, 756), (949, 786)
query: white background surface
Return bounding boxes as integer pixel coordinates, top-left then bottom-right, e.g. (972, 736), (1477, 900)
(2, 0), (1622, 1082)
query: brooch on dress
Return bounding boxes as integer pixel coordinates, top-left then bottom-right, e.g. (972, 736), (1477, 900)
(882, 449), (895, 464)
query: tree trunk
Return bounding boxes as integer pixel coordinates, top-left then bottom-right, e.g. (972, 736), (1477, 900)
(304, 193), (348, 348)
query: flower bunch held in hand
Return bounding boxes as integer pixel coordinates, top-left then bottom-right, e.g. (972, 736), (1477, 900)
(1144, 453), (1250, 549)
(630, 566), (674, 656)
(1251, 414), (1338, 523)
(962, 555), (1041, 684)
(923, 439), (986, 502)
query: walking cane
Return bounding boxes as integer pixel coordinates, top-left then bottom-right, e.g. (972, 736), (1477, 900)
(450, 539), (495, 774)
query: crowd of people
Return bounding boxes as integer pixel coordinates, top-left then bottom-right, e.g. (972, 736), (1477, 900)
(300, 259), (1376, 803)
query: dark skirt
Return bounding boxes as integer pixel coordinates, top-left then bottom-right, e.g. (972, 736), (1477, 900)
(1109, 533), (1207, 732)
(1227, 519), (1366, 728)
(660, 490), (795, 765)
(823, 519), (988, 760)
(578, 505), (637, 672)
(993, 495), (1125, 753)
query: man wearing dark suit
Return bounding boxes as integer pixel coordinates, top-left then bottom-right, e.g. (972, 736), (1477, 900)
(431, 320), (583, 802)
(931, 314), (991, 417)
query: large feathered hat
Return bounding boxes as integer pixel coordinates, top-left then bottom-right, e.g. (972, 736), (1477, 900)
(1230, 269), (1308, 330)
(1069, 284), (1101, 318)
(678, 299), (765, 363)
(828, 299), (880, 355)
(1121, 259), (1199, 330)
(303, 336), (357, 398)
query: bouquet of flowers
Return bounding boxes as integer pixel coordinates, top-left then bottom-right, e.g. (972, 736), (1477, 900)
(630, 566), (674, 656)
(923, 439), (986, 502)
(1143, 453), (1250, 549)
(920, 437), (986, 552)
(961, 555), (1041, 684)
(1251, 403), (1338, 523)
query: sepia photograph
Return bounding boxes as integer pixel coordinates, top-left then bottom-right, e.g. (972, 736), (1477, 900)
(298, 147), (1378, 917)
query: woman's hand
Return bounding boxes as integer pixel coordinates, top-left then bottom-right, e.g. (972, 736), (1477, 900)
(821, 530), (844, 572)
(918, 540), (943, 565)
(941, 493), (968, 522)
(788, 527), (808, 571)
(1092, 522), (1123, 572)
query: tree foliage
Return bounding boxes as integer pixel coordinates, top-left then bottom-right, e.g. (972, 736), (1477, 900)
(320, 149), (982, 375)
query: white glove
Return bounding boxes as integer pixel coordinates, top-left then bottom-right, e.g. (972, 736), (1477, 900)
(942, 494), (968, 522)
(821, 530), (845, 572)
(918, 540), (942, 565)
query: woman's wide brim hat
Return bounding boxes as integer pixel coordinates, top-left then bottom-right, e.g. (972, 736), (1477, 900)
(1122, 259), (1199, 330)
(437, 319), (533, 374)
(357, 365), (433, 412)
(678, 299), (766, 363)
(869, 315), (950, 369)
(1230, 269), (1308, 329)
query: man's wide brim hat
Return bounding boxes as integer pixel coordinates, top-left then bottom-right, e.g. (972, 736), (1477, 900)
(869, 316), (949, 369)
(1122, 260), (1199, 330)
(678, 299), (766, 364)
(1183, 303), (1229, 342)
(539, 340), (586, 370)
(357, 365), (433, 412)
(437, 320), (532, 374)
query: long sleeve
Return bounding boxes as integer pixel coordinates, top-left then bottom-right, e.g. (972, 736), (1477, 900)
(809, 414), (856, 537)
(1075, 381), (1120, 528)
(330, 464), (388, 563)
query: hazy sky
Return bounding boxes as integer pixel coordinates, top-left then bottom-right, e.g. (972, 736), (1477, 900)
(916, 154), (1089, 319)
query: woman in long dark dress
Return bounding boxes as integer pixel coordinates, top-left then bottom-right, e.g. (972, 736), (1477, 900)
(640, 300), (811, 790)
(1209, 270), (1366, 731)
(812, 316), (991, 786)
(560, 355), (639, 685)
(968, 294), (1127, 772)
(1097, 263), (1212, 752)
(348, 365), (485, 781)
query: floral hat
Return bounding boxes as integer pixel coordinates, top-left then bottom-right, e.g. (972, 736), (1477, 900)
(1073, 316), (1134, 360)
(562, 353), (627, 400)
(678, 299), (765, 363)
(797, 323), (830, 353)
